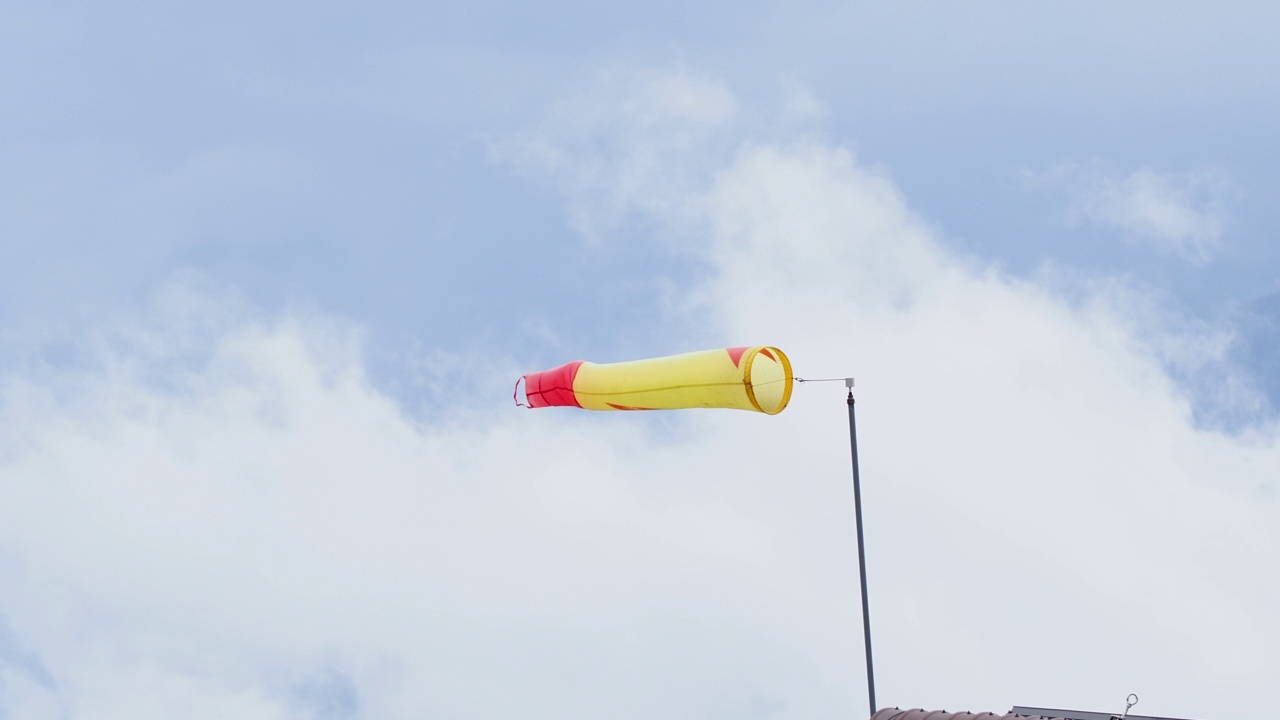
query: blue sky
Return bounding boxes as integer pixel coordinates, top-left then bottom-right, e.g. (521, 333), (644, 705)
(7, 1), (1279, 386)
(2, 3), (1279, 719)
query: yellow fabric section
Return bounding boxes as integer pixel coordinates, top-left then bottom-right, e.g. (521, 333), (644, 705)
(571, 347), (792, 414)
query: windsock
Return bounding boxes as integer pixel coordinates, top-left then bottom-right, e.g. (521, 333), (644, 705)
(517, 346), (792, 415)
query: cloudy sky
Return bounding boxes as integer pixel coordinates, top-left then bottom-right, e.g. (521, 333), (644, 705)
(2, 2), (1278, 719)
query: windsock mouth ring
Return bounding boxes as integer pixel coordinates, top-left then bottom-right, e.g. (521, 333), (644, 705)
(743, 346), (793, 415)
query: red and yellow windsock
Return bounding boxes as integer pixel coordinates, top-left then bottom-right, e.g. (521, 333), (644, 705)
(518, 346), (793, 415)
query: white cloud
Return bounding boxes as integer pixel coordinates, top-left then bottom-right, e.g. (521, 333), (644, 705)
(3, 72), (1279, 720)
(495, 66), (739, 244)
(697, 140), (1278, 716)
(494, 67), (828, 249)
(1030, 163), (1231, 263)
(777, 77), (826, 125)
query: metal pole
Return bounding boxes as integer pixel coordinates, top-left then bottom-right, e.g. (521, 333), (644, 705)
(846, 378), (877, 718)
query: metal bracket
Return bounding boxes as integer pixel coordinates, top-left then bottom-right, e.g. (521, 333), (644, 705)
(1121, 693), (1139, 719)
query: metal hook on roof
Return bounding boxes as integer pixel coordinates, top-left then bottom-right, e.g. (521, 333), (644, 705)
(1121, 693), (1139, 719)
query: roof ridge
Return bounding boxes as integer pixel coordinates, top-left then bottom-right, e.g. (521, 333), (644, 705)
(871, 708), (1051, 720)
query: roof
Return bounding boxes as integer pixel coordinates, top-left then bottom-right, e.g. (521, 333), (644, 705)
(1012, 707), (1197, 720)
(871, 708), (1199, 720)
(871, 711), (1047, 720)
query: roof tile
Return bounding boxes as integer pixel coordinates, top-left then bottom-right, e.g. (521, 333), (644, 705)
(872, 709), (1050, 720)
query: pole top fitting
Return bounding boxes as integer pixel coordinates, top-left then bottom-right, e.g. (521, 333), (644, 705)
(845, 377), (855, 389)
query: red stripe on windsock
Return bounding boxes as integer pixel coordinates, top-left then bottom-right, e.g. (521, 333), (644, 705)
(523, 361), (585, 408)
(726, 347), (749, 367)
